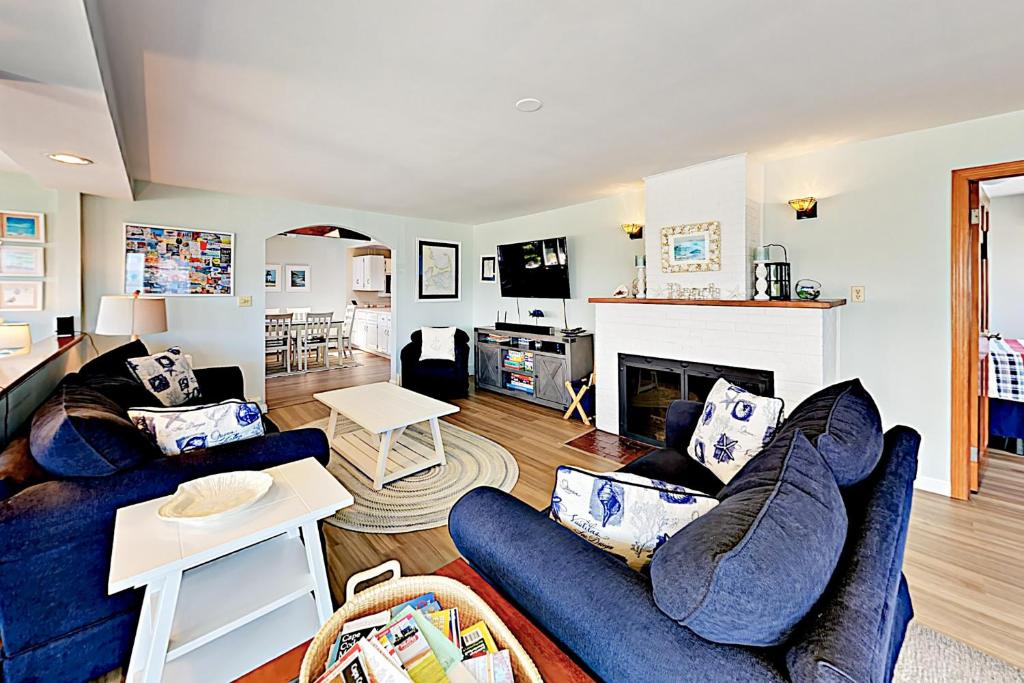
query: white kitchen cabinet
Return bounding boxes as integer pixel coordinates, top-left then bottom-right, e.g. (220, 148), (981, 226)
(352, 255), (386, 291)
(351, 309), (391, 358)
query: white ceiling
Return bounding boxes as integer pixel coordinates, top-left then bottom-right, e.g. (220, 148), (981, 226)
(13, 1), (1024, 223)
(0, 1), (132, 197)
(982, 176), (1024, 198)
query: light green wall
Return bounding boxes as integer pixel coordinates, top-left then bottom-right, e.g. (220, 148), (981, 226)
(82, 182), (473, 401)
(0, 171), (81, 339)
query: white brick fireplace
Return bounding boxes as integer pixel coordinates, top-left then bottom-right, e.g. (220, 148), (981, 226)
(591, 300), (841, 436)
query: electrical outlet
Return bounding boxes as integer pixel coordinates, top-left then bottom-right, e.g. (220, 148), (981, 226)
(238, 295), (253, 307)
(851, 286), (866, 303)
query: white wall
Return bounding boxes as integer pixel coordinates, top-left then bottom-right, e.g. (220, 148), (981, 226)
(0, 171), (82, 339)
(265, 234), (358, 315)
(645, 154), (755, 299)
(472, 190), (644, 332)
(762, 108), (1024, 496)
(988, 194), (1024, 339)
(82, 182), (473, 400)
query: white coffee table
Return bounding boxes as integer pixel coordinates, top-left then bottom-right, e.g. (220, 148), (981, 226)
(313, 382), (460, 490)
(108, 458), (353, 683)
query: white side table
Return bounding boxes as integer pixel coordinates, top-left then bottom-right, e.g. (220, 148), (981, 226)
(108, 458), (353, 683)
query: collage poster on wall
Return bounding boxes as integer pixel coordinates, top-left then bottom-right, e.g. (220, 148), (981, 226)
(123, 223), (235, 295)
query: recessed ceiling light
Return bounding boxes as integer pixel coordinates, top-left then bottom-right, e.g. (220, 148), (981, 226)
(514, 98), (543, 113)
(47, 152), (93, 165)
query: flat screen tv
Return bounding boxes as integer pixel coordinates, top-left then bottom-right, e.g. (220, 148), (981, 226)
(497, 237), (570, 299)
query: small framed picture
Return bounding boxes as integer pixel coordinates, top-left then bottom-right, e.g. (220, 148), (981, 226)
(286, 264), (311, 292)
(265, 264), (282, 291)
(661, 221), (721, 273)
(0, 211), (45, 244)
(0, 281), (43, 311)
(480, 255), (496, 282)
(418, 239), (460, 301)
(0, 245), (44, 277)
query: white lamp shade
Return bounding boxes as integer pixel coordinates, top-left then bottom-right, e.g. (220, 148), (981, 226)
(95, 296), (168, 337)
(0, 322), (31, 356)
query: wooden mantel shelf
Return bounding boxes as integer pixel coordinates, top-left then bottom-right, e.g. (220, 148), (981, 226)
(587, 297), (846, 309)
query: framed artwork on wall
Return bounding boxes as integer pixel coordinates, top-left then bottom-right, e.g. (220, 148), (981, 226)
(418, 239), (460, 301)
(660, 221), (721, 273)
(123, 223), (235, 295)
(285, 264), (311, 292)
(0, 211), (45, 244)
(0, 281), (43, 311)
(480, 255), (496, 282)
(0, 245), (44, 277)
(265, 264), (282, 291)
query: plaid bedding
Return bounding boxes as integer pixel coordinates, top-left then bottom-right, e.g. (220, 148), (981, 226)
(988, 338), (1024, 401)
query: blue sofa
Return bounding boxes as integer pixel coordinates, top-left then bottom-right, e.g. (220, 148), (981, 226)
(451, 380), (919, 682)
(0, 341), (330, 683)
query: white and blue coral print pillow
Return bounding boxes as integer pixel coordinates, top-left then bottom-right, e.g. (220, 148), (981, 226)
(126, 347), (201, 407)
(549, 466), (718, 570)
(687, 378), (784, 484)
(128, 399), (265, 456)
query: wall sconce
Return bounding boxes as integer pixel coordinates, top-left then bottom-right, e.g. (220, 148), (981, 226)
(788, 197), (818, 220)
(621, 223), (644, 240)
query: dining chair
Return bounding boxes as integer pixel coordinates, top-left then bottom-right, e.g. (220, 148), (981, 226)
(265, 313), (293, 374)
(339, 304), (357, 359)
(299, 312), (334, 371)
(287, 307), (311, 321)
(265, 307), (283, 315)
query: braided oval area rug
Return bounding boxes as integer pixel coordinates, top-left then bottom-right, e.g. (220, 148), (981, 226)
(299, 415), (519, 533)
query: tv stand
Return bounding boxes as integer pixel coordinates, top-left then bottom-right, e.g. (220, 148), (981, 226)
(473, 327), (594, 410)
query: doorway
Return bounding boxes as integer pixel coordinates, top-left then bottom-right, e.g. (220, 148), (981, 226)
(262, 225), (397, 412)
(950, 160), (1024, 499)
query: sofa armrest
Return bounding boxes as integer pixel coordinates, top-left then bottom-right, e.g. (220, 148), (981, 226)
(193, 366), (245, 402)
(0, 428), (328, 556)
(665, 399), (703, 452)
(449, 488), (785, 682)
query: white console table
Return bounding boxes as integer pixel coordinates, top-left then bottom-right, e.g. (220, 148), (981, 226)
(108, 458), (353, 683)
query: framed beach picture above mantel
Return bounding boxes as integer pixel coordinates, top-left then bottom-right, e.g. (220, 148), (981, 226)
(418, 239), (460, 301)
(660, 221), (721, 273)
(123, 223), (235, 296)
(0, 211), (45, 244)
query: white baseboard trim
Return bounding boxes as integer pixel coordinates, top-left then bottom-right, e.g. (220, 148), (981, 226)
(913, 475), (951, 497)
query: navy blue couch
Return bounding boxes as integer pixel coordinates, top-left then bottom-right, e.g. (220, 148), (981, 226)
(451, 381), (919, 682)
(0, 341), (330, 682)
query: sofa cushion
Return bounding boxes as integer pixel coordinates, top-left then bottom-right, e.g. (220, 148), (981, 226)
(30, 384), (157, 477)
(650, 429), (848, 646)
(550, 466), (718, 570)
(0, 436), (49, 500)
(687, 378), (784, 484)
(74, 372), (162, 410)
(78, 339), (149, 380)
(129, 400), (266, 456)
(617, 447), (724, 496)
(126, 347), (202, 407)
(775, 379), (883, 487)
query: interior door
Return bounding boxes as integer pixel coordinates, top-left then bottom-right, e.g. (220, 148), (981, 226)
(969, 182), (989, 492)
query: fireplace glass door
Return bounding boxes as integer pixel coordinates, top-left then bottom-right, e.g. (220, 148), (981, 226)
(622, 366), (683, 445)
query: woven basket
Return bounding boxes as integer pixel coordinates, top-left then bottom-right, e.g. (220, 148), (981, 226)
(299, 561), (544, 683)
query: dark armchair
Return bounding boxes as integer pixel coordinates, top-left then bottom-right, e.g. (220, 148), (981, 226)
(400, 328), (470, 400)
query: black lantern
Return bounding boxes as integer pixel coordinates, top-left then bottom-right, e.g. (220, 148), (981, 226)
(753, 244), (791, 301)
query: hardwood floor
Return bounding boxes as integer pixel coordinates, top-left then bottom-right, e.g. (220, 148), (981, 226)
(903, 449), (1024, 669)
(169, 366), (1013, 678)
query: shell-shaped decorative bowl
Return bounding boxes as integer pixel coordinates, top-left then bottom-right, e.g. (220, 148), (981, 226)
(158, 471), (274, 525)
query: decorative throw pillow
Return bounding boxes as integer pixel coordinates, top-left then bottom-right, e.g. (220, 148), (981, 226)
(687, 379), (784, 484)
(549, 466), (718, 570)
(129, 399), (265, 456)
(419, 327), (457, 361)
(126, 347), (201, 407)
